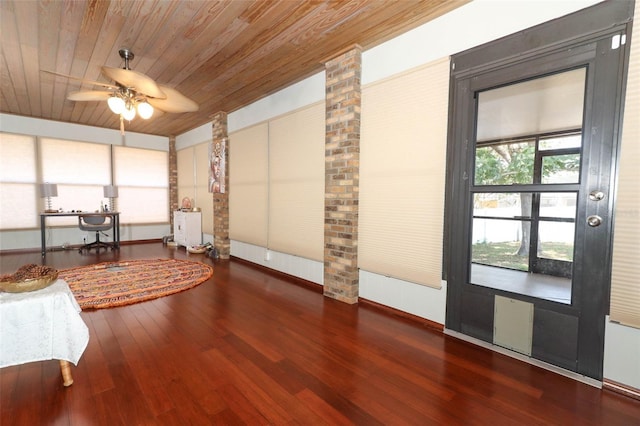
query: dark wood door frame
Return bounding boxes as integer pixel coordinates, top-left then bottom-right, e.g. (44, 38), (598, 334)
(443, 0), (634, 380)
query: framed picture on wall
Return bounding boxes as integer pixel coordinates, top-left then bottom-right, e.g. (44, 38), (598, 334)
(209, 138), (226, 193)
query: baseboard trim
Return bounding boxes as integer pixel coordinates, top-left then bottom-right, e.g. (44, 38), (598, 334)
(230, 256), (324, 294)
(358, 297), (444, 332)
(444, 328), (603, 388)
(603, 379), (640, 401)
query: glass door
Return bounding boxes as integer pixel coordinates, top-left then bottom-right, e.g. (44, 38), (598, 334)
(470, 69), (585, 304)
(445, 1), (631, 381)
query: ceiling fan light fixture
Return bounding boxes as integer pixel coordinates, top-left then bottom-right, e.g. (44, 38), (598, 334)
(108, 95), (125, 114)
(122, 103), (136, 121)
(137, 101), (154, 119)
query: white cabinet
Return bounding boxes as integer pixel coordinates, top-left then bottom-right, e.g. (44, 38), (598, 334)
(173, 211), (202, 248)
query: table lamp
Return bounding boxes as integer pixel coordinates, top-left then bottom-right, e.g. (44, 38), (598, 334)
(40, 183), (58, 213)
(103, 185), (119, 212)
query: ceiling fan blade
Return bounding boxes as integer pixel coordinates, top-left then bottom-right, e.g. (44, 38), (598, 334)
(148, 85), (199, 113)
(101, 67), (166, 99)
(41, 70), (118, 89)
(67, 90), (112, 101)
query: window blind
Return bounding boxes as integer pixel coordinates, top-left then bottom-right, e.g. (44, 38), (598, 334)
(177, 146), (195, 205)
(41, 138), (111, 226)
(268, 103), (325, 261)
(610, 13), (640, 329)
(114, 146), (168, 224)
(358, 57), (450, 288)
(0, 133), (37, 229)
(229, 123), (269, 247)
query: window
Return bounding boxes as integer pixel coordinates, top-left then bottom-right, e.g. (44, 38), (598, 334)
(0, 133), (37, 229)
(40, 138), (111, 226)
(0, 132), (170, 230)
(114, 146), (169, 224)
(471, 132), (580, 279)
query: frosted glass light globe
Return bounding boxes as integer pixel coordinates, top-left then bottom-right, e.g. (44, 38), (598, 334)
(108, 96), (125, 114)
(137, 101), (154, 119)
(122, 104), (136, 121)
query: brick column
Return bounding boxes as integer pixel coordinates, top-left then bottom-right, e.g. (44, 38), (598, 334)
(168, 136), (178, 228)
(324, 45), (362, 304)
(211, 112), (230, 259)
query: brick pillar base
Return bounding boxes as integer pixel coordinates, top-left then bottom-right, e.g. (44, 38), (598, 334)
(324, 46), (362, 304)
(211, 112), (230, 259)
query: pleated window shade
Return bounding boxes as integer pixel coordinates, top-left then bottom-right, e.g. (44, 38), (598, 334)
(41, 138), (111, 226)
(268, 103), (325, 261)
(359, 57), (450, 288)
(229, 123), (269, 247)
(0, 133), (37, 229)
(177, 143), (213, 234)
(177, 146), (195, 205)
(114, 146), (168, 224)
(610, 8), (640, 329)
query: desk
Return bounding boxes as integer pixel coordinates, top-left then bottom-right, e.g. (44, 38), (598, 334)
(40, 212), (120, 256)
(0, 279), (90, 386)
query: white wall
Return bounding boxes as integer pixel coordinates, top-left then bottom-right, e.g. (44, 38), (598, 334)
(0, 114), (171, 250)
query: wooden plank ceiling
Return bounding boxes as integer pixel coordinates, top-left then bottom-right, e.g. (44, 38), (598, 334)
(1, 0), (468, 137)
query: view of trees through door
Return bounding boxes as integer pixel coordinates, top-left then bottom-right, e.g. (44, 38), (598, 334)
(469, 68), (585, 304)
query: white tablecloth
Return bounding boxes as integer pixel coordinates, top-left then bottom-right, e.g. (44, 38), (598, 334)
(0, 279), (89, 368)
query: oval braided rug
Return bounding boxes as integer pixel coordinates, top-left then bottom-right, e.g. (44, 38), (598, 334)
(59, 259), (213, 310)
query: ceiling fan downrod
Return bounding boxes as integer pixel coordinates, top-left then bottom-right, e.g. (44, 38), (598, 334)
(119, 48), (134, 70)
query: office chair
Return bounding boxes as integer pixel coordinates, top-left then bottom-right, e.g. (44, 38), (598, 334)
(78, 215), (114, 253)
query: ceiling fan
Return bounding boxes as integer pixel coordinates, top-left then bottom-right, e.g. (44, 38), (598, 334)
(43, 48), (198, 134)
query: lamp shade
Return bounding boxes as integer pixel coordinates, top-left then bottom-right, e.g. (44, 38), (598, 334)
(137, 101), (154, 119)
(39, 183), (58, 198)
(108, 96), (125, 114)
(103, 185), (119, 198)
(122, 104), (136, 120)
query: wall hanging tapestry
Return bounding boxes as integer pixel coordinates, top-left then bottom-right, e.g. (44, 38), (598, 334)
(59, 258), (213, 310)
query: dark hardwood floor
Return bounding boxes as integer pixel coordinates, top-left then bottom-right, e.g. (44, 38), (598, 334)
(1, 243), (639, 425)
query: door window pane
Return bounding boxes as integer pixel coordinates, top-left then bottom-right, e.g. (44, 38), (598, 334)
(538, 221), (575, 262)
(471, 68), (586, 304)
(472, 218), (530, 271)
(475, 141), (535, 185)
(539, 134), (581, 150)
(541, 154), (580, 183)
(540, 193), (576, 218)
(473, 192), (531, 218)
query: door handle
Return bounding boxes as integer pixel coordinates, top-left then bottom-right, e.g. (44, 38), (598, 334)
(587, 215), (602, 227)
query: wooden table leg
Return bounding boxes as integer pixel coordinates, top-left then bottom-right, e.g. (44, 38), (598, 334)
(59, 360), (74, 386)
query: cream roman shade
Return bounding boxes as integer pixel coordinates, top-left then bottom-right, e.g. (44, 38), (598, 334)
(114, 146), (168, 223)
(610, 12), (640, 329)
(0, 133), (37, 229)
(41, 138), (111, 226)
(268, 103), (325, 261)
(229, 123), (269, 247)
(177, 146), (195, 205)
(359, 57), (450, 288)
(177, 143), (213, 234)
